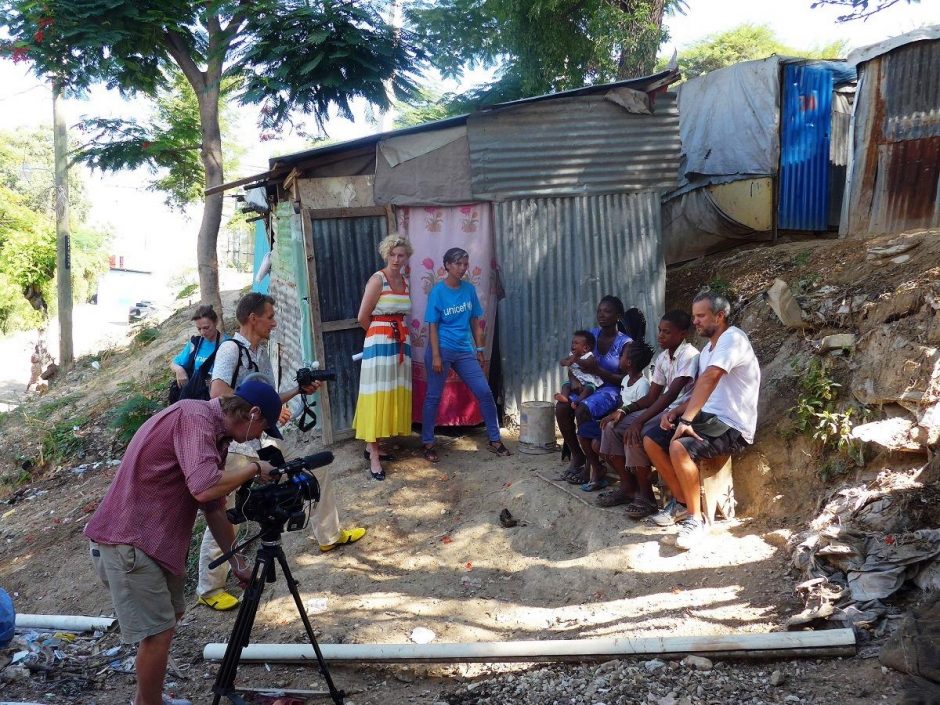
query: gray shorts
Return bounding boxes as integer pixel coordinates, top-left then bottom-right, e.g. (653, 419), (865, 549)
(599, 410), (666, 467)
(90, 541), (184, 643)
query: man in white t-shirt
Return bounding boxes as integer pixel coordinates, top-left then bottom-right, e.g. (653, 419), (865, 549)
(643, 291), (760, 550)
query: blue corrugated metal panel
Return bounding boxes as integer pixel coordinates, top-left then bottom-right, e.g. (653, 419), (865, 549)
(310, 216), (387, 434)
(494, 193), (664, 421)
(469, 93), (680, 200)
(779, 64), (833, 231)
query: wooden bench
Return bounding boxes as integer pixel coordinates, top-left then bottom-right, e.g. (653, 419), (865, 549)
(699, 454), (735, 525)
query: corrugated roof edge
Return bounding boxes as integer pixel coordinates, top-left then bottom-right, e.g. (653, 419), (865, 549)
(267, 68), (680, 173)
(848, 24), (940, 67)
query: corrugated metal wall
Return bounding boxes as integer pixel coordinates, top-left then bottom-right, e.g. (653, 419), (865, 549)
(844, 40), (940, 236)
(310, 215), (387, 435)
(494, 192), (664, 421)
(469, 93), (679, 200)
(778, 64), (833, 231)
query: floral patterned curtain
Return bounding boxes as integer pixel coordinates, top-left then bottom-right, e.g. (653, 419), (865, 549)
(397, 203), (500, 426)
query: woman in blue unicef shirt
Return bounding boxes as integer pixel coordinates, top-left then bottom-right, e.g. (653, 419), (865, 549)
(421, 247), (511, 463)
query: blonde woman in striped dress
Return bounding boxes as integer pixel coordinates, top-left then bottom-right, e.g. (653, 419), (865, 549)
(353, 234), (414, 480)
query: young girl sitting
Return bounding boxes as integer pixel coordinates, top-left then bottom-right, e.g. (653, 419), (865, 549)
(582, 337), (653, 491)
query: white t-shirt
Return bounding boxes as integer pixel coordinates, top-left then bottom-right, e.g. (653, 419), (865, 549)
(650, 341), (700, 410)
(570, 351), (604, 388)
(620, 375), (650, 407)
(210, 331), (276, 454)
(699, 326), (761, 443)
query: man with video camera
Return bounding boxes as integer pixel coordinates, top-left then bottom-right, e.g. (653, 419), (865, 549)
(197, 292), (366, 611)
(85, 379), (283, 705)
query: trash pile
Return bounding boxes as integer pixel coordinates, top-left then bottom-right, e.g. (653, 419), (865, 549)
(787, 464), (940, 633)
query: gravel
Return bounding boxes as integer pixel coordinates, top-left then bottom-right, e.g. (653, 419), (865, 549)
(442, 658), (839, 705)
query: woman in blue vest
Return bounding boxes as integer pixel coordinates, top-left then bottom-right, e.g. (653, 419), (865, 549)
(421, 247), (510, 462)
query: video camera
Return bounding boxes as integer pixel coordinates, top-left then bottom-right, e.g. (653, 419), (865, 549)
(227, 446), (332, 534)
(294, 365), (337, 432)
(296, 366), (337, 388)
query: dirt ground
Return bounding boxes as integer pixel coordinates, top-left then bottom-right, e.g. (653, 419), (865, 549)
(0, 428), (904, 704)
(4, 233), (936, 703)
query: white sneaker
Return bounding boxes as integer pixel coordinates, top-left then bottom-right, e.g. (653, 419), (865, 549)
(675, 516), (707, 550)
(649, 498), (689, 527)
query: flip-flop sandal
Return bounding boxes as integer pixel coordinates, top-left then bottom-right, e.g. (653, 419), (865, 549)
(596, 488), (629, 507)
(554, 464), (584, 481)
(566, 470), (590, 485)
(422, 446), (440, 463)
(580, 478), (609, 492)
(625, 498), (658, 519)
(487, 441), (512, 457)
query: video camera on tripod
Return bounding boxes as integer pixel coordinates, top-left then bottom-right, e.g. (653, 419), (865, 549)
(227, 446), (331, 534)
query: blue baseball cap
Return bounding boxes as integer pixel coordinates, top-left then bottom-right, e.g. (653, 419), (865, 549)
(234, 379), (283, 439)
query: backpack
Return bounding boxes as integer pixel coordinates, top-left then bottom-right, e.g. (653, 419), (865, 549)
(179, 336), (224, 401)
(223, 338), (259, 390)
(168, 335), (204, 405)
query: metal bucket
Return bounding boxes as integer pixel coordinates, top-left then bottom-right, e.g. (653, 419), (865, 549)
(518, 401), (558, 454)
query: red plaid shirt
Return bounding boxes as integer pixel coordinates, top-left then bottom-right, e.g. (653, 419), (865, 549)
(85, 399), (230, 575)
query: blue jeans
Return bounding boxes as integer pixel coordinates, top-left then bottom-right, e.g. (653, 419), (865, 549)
(421, 347), (501, 445)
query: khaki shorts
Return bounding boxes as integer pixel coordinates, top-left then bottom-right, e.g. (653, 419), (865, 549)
(90, 541), (184, 644)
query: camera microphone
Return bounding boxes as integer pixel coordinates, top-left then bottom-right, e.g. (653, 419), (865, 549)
(298, 451), (334, 471)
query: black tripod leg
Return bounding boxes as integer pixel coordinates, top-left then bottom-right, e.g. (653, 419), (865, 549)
(211, 548), (273, 705)
(274, 547), (346, 705)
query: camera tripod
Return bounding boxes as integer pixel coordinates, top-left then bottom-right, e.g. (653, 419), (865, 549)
(210, 526), (345, 705)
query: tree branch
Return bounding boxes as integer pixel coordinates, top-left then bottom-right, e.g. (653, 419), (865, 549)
(162, 30), (205, 92)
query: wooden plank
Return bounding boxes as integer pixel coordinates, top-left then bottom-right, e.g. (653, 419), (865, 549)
(206, 628), (856, 664)
(308, 206), (387, 220)
(385, 204), (397, 234)
(204, 169), (272, 196)
(298, 209), (334, 446)
(321, 318), (359, 333)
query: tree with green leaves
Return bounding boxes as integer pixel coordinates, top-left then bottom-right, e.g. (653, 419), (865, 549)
(1, 1), (421, 317)
(0, 128), (110, 333)
(406, 0), (684, 114)
(673, 24), (846, 80)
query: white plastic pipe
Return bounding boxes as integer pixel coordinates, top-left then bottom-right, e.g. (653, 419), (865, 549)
(204, 629), (855, 664)
(15, 614), (115, 632)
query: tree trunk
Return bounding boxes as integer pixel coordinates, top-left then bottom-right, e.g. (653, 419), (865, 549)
(196, 79), (224, 322)
(617, 0), (666, 79)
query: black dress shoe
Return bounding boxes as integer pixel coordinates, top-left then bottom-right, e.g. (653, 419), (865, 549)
(364, 450), (395, 462)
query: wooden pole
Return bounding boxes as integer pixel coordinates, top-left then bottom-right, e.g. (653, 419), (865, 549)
(53, 83), (73, 369)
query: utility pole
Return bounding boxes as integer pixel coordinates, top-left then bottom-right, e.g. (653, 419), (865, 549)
(53, 83), (73, 369)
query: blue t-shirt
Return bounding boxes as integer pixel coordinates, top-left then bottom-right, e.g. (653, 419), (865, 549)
(591, 327), (631, 387)
(173, 334), (229, 373)
(425, 280), (483, 353)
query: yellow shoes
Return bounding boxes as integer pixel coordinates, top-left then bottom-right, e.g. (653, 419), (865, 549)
(319, 527), (367, 553)
(197, 590), (240, 611)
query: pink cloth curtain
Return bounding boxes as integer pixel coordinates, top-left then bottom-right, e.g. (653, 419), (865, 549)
(397, 203), (499, 425)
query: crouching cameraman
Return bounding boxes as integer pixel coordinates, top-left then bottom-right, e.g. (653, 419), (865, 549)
(84, 380), (283, 705)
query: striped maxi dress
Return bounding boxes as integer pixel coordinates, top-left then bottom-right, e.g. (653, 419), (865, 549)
(352, 271), (413, 442)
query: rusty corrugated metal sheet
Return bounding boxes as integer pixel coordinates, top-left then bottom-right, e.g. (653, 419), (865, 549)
(843, 38), (940, 236)
(469, 93), (679, 201)
(494, 192), (664, 420)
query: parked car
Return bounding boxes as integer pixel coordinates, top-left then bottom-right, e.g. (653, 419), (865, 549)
(128, 300), (156, 323)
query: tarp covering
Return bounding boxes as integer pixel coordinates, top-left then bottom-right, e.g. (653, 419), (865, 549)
(374, 134), (474, 206)
(662, 188), (771, 265)
(678, 57), (782, 182)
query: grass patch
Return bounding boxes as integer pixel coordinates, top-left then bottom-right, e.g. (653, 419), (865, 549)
(792, 250), (812, 267)
(35, 392), (82, 418)
(109, 382), (163, 445)
(705, 277), (734, 301)
(40, 416), (89, 466)
(133, 325), (161, 347)
(176, 283), (199, 300)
